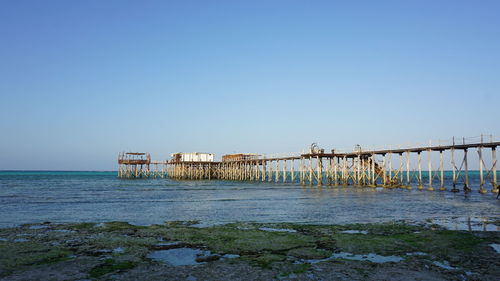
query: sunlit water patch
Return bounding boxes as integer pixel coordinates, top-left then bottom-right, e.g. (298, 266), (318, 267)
(147, 248), (213, 266)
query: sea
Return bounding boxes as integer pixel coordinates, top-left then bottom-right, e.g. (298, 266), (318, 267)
(0, 171), (498, 229)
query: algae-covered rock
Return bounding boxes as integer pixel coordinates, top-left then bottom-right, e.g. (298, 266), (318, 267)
(0, 220), (499, 280)
(157, 225), (316, 254)
(287, 247), (332, 259)
(102, 222), (145, 232)
(89, 258), (138, 278)
(252, 253), (287, 268)
(0, 241), (72, 276)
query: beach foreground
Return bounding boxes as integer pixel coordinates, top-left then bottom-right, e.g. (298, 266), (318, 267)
(0, 221), (499, 281)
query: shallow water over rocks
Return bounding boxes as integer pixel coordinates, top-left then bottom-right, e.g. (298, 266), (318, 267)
(259, 227), (296, 233)
(146, 248), (213, 266)
(428, 217), (499, 231)
(432, 260), (460, 270)
(340, 230), (368, 234)
(306, 252), (404, 264)
(489, 243), (500, 253)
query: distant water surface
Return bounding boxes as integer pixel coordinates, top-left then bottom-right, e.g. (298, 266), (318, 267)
(0, 171), (498, 228)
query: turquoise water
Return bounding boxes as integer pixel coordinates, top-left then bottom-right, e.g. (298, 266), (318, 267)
(0, 171), (498, 228)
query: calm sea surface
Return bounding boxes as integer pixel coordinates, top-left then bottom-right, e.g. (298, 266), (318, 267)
(0, 171), (498, 228)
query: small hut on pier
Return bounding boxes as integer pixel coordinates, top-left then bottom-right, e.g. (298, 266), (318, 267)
(117, 152), (151, 178)
(170, 152), (214, 163)
(222, 153), (261, 162)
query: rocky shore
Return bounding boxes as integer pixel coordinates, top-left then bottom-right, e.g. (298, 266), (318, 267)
(0, 220), (499, 280)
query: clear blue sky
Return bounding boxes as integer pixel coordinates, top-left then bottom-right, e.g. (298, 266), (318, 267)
(1, 0), (499, 170)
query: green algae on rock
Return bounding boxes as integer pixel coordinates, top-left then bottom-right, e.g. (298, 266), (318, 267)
(0, 221), (498, 280)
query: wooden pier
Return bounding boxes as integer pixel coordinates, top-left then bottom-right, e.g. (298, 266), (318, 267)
(118, 136), (499, 194)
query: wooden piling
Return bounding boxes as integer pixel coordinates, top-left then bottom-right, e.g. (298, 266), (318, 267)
(398, 153), (403, 187)
(283, 160), (287, 183)
(451, 148), (458, 192)
(300, 157), (304, 185)
(342, 156), (347, 185)
(262, 160), (266, 182)
(335, 157), (340, 185)
(388, 153), (392, 187)
(439, 151), (445, 191)
(317, 156), (322, 186)
(382, 154), (387, 186)
(479, 147), (486, 193)
(493, 147), (498, 193)
(464, 149), (470, 192)
(309, 157), (313, 185)
(356, 155), (360, 185)
(371, 154), (375, 186)
(275, 160), (279, 183)
(417, 152), (423, 190)
(428, 150), (434, 191)
(406, 151), (410, 188)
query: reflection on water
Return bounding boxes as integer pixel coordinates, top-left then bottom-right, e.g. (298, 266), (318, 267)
(429, 217), (499, 231)
(0, 171), (498, 228)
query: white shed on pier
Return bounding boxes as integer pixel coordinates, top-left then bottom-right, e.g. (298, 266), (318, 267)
(171, 152), (214, 162)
